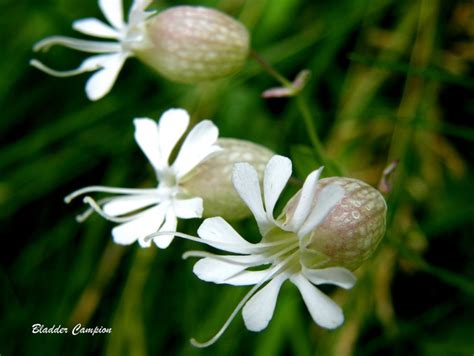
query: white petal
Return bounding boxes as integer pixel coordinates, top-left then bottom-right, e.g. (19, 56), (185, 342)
(197, 217), (254, 253)
(285, 167), (322, 231)
(85, 53), (128, 100)
(157, 108), (189, 165)
(131, 0), (152, 12)
(172, 120), (220, 179)
(298, 184), (345, 237)
(172, 197), (203, 219)
(152, 211), (177, 249)
(103, 194), (160, 216)
(263, 155), (292, 223)
(99, 0), (124, 29)
(232, 163), (270, 233)
(242, 274), (287, 331)
(128, 0), (154, 27)
(291, 274), (344, 329)
(192, 254), (267, 284)
(302, 267), (356, 290)
(224, 270), (270, 286)
(193, 258), (247, 284)
(73, 18), (120, 38)
(133, 118), (165, 171)
(112, 204), (166, 246)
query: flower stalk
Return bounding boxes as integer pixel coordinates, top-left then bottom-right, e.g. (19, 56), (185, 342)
(250, 50), (343, 176)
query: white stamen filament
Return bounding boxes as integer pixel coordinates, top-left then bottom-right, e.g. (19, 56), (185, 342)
(144, 231), (299, 255)
(81, 196), (151, 223)
(182, 240), (299, 269)
(64, 186), (157, 203)
(76, 208), (94, 223)
(190, 253), (298, 348)
(75, 196), (118, 222)
(30, 59), (99, 77)
(182, 250), (269, 266)
(33, 36), (121, 53)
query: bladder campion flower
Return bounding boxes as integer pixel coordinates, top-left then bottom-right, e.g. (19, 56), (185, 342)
(146, 155), (386, 347)
(31, 0), (155, 100)
(31, 1), (250, 100)
(65, 108), (221, 248)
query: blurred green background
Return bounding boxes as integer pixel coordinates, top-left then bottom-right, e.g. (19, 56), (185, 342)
(1, 0), (473, 355)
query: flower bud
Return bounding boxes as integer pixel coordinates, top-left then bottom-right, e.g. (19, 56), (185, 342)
(286, 177), (387, 270)
(181, 138), (273, 221)
(136, 6), (250, 83)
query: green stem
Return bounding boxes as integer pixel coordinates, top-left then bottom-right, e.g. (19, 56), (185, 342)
(250, 49), (292, 87)
(250, 50), (342, 176)
(295, 96), (343, 175)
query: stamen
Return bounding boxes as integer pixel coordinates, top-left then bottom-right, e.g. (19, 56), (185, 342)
(182, 240), (299, 268)
(190, 281), (263, 348)
(74, 197), (116, 222)
(33, 36), (121, 53)
(76, 207), (94, 223)
(267, 241), (299, 262)
(255, 236), (298, 249)
(64, 186), (157, 203)
(82, 196), (144, 223)
(144, 231), (241, 249)
(144, 230), (297, 255)
(182, 250), (271, 267)
(190, 253), (298, 348)
(30, 59), (99, 77)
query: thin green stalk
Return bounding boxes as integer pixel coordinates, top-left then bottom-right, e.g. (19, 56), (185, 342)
(295, 95), (343, 175)
(250, 50), (343, 176)
(250, 49), (292, 87)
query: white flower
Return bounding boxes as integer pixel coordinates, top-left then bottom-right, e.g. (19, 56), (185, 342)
(65, 108), (221, 248)
(30, 0), (155, 100)
(162, 155), (357, 347)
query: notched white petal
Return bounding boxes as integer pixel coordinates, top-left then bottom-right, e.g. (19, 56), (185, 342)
(193, 257), (247, 284)
(173, 197), (203, 219)
(134, 117), (164, 171)
(263, 155), (292, 223)
(157, 108), (190, 165)
(242, 274), (286, 331)
(112, 204), (166, 246)
(99, 0), (125, 30)
(223, 270), (271, 286)
(152, 211), (177, 249)
(285, 167), (322, 231)
(302, 266), (356, 290)
(129, 0), (155, 26)
(291, 274), (344, 329)
(173, 120), (221, 179)
(298, 184), (345, 237)
(197, 217), (254, 253)
(103, 195), (160, 216)
(232, 163), (269, 233)
(73, 18), (120, 38)
(85, 53), (128, 100)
